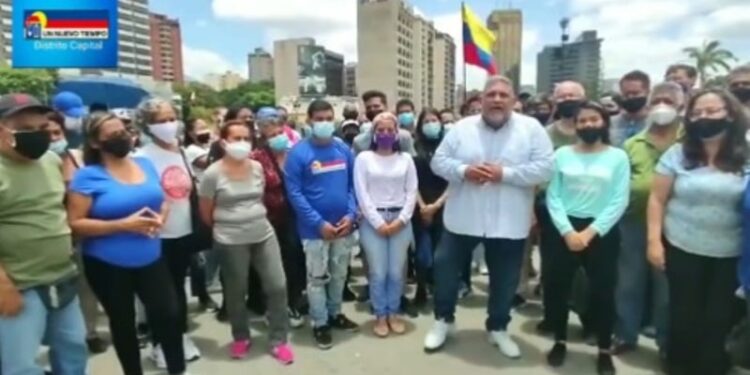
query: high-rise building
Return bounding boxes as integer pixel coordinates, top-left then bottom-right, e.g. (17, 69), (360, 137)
(204, 71), (245, 91)
(0, 0), (154, 77)
(273, 37), (345, 102)
(537, 30), (602, 96)
(487, 9), (522, 91)
(149, 12), (184, 83)
(344, 62), (357, 97)
(357, 0), (456, 110)
(247, 47), (274, 84)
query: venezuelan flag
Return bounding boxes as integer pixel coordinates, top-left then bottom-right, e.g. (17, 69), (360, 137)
(462, 3), (497, 75)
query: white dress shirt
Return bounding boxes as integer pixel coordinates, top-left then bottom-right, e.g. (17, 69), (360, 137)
(431, 113), (554, 239)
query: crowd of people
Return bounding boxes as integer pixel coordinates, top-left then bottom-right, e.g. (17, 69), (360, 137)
(0, 61), (749, 375)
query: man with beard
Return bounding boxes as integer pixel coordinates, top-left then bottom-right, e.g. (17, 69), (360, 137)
(352, 90), (414, 156)
(610, 70), (651, 147)
(728, 64), (750, 111)
(424, 75), (554, 358)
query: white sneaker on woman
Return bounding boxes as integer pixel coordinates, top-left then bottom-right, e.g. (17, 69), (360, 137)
(424, 319), (454, 353)
(488, 330), (521, 359)
(183, 335), (201, 362)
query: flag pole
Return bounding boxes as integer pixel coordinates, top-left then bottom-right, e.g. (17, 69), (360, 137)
(461, 2), (468, 105)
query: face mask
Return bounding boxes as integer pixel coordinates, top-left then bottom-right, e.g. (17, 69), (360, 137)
(422, 122), (442, 140)
(444, 123), (454, 133)
(300, 124), (313, 139)
(225, 141), (252, 160)
(196, 132), (211, 144)
(557, 100), (583, 119)
(533, 113), (551, 125)
(621, 97), (648, 113)
(731, 87), (750, 103)
(10, 130), (50, 160)
(649, 104), (678, 127)
(398, 112), (415, 128)
(366, 110), (382, 122)
(360, 122), (374, 134)
(311, 121), (335, 139)
(268, 134), (289, 152)
(576, 127), (606, 145)
(49, 139), (68, 155)
(686, 118), (730, 140)
(64, 116), (83, 133)
(374, 133), (397, 149)
(100, 135), (133, 158)
(148, 121), (179, 144)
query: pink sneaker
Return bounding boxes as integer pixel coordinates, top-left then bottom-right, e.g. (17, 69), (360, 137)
(229, 339), (251, 359)
(271, 343), (294, 365)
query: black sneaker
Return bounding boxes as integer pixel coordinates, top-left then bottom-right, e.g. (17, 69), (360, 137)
(215, 306), (228, 322)
(356, 287), (370, 303)
(342, 285), (357, 302)
(86, 336), (109, 354)
(547, 343), (567, 367)
(328, 314), (359, 332)
(536, 320), (552, 334)
(512, 294), (526, 308)
(413, 285), (428, 309)
(199, 296), (219, 312)
(597, 353), (616, 375)
(401, 296), (418, 318)
(313, 326), (333, 350)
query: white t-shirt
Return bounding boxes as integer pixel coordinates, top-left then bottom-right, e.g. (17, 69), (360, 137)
(353, 150), (418, 228)
(184, 144), (209, 181)
(135, 143), (193, 239)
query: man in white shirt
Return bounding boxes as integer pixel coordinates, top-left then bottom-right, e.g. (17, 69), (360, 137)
(424, 75), (554, 358)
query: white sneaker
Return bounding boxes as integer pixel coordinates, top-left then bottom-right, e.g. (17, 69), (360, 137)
(479, 263), (489, 276)
(424, 319), (454, 352)
(183, 335), (201, 362)
(488, 330), (521, 359)
(289, 308), (305, 329)
(149, 344), (167, 369)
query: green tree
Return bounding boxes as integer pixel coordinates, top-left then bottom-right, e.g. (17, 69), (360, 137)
(220, 81), (275, 109)
(0, 67), (55, 100)
(683, 40), (737, 86)
(173, 81), (221, 109)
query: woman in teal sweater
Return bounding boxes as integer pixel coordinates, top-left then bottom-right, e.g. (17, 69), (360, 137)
(545, 101), (630, 375)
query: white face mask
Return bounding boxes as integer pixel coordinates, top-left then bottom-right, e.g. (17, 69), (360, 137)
(648, 104), (678, 127)
(746, 130), (750, 144)
(225, 141), (251, 160)
(64, 116), (83, 133)
(148, 121), (179, 144)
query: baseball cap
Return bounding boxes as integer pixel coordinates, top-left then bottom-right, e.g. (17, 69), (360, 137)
(0, 93), (51, 119)
(52, 91), (86, 118)
(256, 106), (278, 121)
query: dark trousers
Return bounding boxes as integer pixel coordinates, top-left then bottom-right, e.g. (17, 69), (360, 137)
(275, 220), (306, 308)
(162, 236), (193, 335)
(547, 217), (619, 349)
(189, 253), (210, 301)
(84, 256), (184, 375)
(665, 242), (738, 375)
(413, 218), (443, 287)
(536, 200), (555, 323)
(433, 230), (525, 331)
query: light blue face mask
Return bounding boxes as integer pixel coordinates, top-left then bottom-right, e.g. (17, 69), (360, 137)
(312, 121), (335, 139)
(421, 122), (442, 140)
(49, 139), (68, 155)
(398, 112), (415, 128)
(268, 133), (289, 152)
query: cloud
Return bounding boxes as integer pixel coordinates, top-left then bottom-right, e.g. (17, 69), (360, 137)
(183, 45), (244, 80)
(566, 0), (750, 83)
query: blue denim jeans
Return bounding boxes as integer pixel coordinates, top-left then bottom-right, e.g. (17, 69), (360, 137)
(359, 211), (413, 317)
(302, 234), (353, 327)
(433, 230), (526, 331)
(0, 289), (88, 375)
(615, 216), (669, 350)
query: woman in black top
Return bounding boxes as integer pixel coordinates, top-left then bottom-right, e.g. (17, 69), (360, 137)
(412, 108), (449, 307)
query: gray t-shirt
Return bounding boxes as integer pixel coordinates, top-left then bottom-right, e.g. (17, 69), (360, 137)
(199, 160), (274, 245)
(656, 144), (748, 258)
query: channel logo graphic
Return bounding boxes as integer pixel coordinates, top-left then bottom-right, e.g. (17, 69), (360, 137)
(24, 10), (110, 40)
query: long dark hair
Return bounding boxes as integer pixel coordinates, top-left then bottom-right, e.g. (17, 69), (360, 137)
(682, 89), (750, 173)
(574, 101), (612, 145)
(415, 107), (443, 158)
(82, 112), (121, 165)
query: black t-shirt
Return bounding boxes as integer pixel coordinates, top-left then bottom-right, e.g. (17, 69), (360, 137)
(413, 142), (448, 205)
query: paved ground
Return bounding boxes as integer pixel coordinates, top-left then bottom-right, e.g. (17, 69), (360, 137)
(80, 276), (669, 375)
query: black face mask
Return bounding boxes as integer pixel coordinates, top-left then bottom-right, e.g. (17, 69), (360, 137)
(366, 110), (382, 122)
(196, 133), (211, 144)
(533, 113), (551, 125)
(621, 96), (648, 113)
(577, 127), (606, 145)
(686, 118), (730, 140)
(100, 135), (132, 158)
(12, 130), (50, 160)
(557, 100), (583, 119)
(731, 87), (750, 103)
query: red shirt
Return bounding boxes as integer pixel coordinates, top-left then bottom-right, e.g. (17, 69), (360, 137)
(250, 148), (287, 226)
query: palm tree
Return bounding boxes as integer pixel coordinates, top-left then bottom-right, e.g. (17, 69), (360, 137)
(683, 40), (737, 86)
